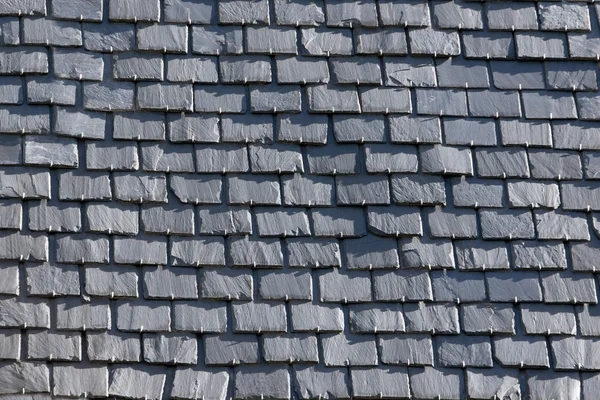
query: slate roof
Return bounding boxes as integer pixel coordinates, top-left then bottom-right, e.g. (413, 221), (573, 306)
(2, 0), (600, 399)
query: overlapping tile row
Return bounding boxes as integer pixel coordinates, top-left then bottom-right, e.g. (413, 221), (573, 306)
(2, 0), (600, 399)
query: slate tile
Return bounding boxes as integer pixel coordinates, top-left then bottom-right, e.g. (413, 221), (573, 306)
(113, 172), (167, 203)
(171, 237), (225, 267)
(349, 303), (404, 333)
(0, 297), (49, 328)
(0, 17), (19, 46)
(137, 24), (187, 53)
(55, 107), (107, 140)
(521, 304), (576, 335)
(164, 0), (213, 24)
(26, 78), (77, 106)
(516, 32), (567, 59)
(200, 269), (252, 301)
(290, 302), (344, 332)
(409, 367), (462, 400)
(351, 367), (410, 399)
(255, 208), (310, 237)
(141, 204), (194, 236)
(85, 265), (138, 298)
(451, 177), (504, 208)
(137, 83), (193, 112)
(0, 48), (48, 75)
(276, 57), (329, 86)
(173, 300), (227, 332)
(584, 152), (600, 179)
(0, 0), (46, 15)
(171, 368), (229, 400)
(486, 271), (542, 302)
(421, 144), (473, 175)
(219, 0), (269, 25)
(282, 174), (333, 207)
(479, 209), (535, 240)
(249, 144), (303, 173)
(494, 337), (549, 368)
(168, 114), (219, 144)
(52, 48), (104, 81)
(476, 148), (530, 178)
(233, 302), (286, 333)
(437, 335), (492, 368)
(194, 85), (246, 114)
(325, 0), (377, 27)
(577, 303), (600, 336)
(512, 240), (566, 270)
(293, 366), (350, 400)
(437, 58), (489, 89)
(333, 115), (385, 143)
(379, 0), (429, 27)
(222, 114), (273, 143)
(355, 28), (407, 55)
(170, 175), (222, 205)
(0, 200), (21, 230)
(86, 141), (138, 171)
(0, 106), (49, 136)
(246, 26), (297, 55)
(52, 0), (101, 21)
(87, 331), (141, 362)
(167, 56), (218, 83)
(535, 210), (590, 241)
(83, 22), (135, 52)
(359, 87), (411, 115)
(143, 266), (197, 300)
(583, 373), (600, 400)
(23, 17), (81, 46)
(330, 57), (381, 85)
(278, 113), (327, 144)
(114, 236), (167, 265)
(27, 330), (80, 361)
(108, 367), (166, 400)
(523, 91), (578, 120)
(571, 241), (600, 272)
(306, 144), (359, 175)
(25, 263), (79, 297)
(367, 205), (422, 237)
(228, 236), (283, 267)
(468, 90), (522, 118)
(250, 86), (302, 113)
(526, 371), (580, 400)
(416, 89), (468, 116)
(286, 238), (341, 268)
(553, 120), (600, 150)
(0, 135), (22, 165)
(336, 175), (390, 205)
(109, 0), (159, 21)
(197, 205), (252, 236)
(0, 330), (20, 360)
(374, 269), (432, 302)
(301, 28), (353, 56)
(546, 61), (598, 91)
(432, 270), (486, 302)
(113, 52), (163, 81)
(228, 174), (280, 205)
(0, 263), (18, 295)
(192, 25), (243, 55)
(83, 81), (135, 112)
(491, 61), (545, 90)
(322, 333), (377, 366)
(404, 302), (459, 334)
(539, 2), (590, 32)
(463, 31), (515, 59)
(542, 270), (597, 304)
(500, 119), (552, 148)
(262, 334), (318, 363)
(390, 115), (441, 144)
(466, 368), (521, 400)
(53, 365), (107, 397)
(24, 136), (77, 168)
(116, 299), (170, 332)
(345, 236), (399, 270)
(86, 202), (138, 236)
(56, 298), (110, 331)
(0, 362), (50, 394)
(432, 0), (483, 30)
(562, 182), (600, 211)
(143, 333), (197, 365)
(55, 234), (109, 264)
(141, 143), (194, 172)
(408, 26), (460, 57)
(462, 303), (515, 334)
(220, 55), (271, 83)
(273, 0), (324, 27)
(455, 240), (510, 270)
(318, 268), (371, 303)
(384, 57), (437, 88)
(399, 236), (454, 269)
(553, 338), (600, 371)
(113, 112), (165, 141)
(427, 207), (478, 239)
(0, 232), (48, 261)
(235, 366), (290, 400)
(0, 77), (23, 105)
(259, 270), (311, 301)
(307, 84), (360, 113)
(378, 334), (433, 366)
(531, 150), (583, 181)
(486, 2), (538, 31)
